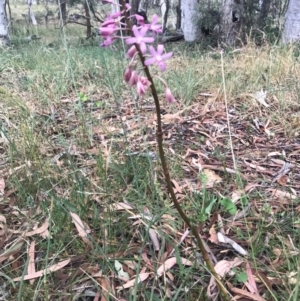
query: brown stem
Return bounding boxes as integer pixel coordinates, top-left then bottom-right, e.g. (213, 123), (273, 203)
(119, 1), (229, 298)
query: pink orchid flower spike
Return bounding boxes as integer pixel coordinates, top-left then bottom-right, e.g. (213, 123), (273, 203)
(144, 45), (172, 72)
(126, 25), (154, 53)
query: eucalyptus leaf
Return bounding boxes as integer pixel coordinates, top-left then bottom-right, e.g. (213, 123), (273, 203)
(114, 260), (129, 280)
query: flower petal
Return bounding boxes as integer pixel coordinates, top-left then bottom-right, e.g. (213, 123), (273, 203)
(140, 42), (147, 53)
(152, 14), (158, 24)
(148, 45), (157, 57)
(157, 44), (164, 55)
(161, 52), (173, 60)
(140, 26), (148, 37)
(144, 57), (156, 66)
(142, 37), (155, 43)
(132, 25), (139, 37)
(126, 37), (137, 45)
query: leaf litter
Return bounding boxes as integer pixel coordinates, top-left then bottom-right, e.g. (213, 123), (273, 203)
(0, 86), (299, 300)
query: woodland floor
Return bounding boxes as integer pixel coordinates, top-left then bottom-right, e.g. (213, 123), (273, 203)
(0, 31), (300, 301)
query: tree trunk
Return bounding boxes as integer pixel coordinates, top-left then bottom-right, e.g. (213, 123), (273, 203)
(130, 0), (139, 25)
(28, 0), (37, 25)
(181, 0), (201, 41)
(176, 0), (181, 30)
(44, 0), (49, 28)
(161, 0), (170, 33)
(138, 0), (149, 13)
(83, 2), (91, 37)
(258, 0), (271, 28)
(282, 0), (300, 43)
(131, 0), (139, 14)
(58, 0), (67, 26)
(0, 0), (9, 45)
(5, 0), (13, 34)
(220, 0), (243, 47)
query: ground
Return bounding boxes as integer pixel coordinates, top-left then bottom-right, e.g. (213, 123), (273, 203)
(0, 5), (300, 301)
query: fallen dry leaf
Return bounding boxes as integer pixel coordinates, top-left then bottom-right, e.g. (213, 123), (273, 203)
(231, 189), (245, 203)
(227, 281), (266, 301)
(0, 214), (7, 238)
(245, 262), (258, 295)
(70, 212), (92, 247)
(0, 242), (23, 263)
(156, 257), (192, 278)
(201, 169), (222, 187)
(0, 214), (6, 224)
(269, 189), (297, 200)
(217, 232), (248, 255)
(277, 175), (288, 186)
(208, 224), (219, 245)
(0, 178), (5, 195)
(170, 228), (190, 256)
(13, 259), (71, 281)
(94, 291), (101, 301)
(109, 202), (135, 211)
(171, 179), (182, 193)
(25, 218), (50, 238)
(207, 257), (244, 298)
(162, 113), (184, 124)
(254, 89), (269, 107)
(99, 277), (110, 301)
(116, 273), (150, 290)
(149, 228), (160, 251)
(271, 248), (282, 264)
(27, 241), (36, 285)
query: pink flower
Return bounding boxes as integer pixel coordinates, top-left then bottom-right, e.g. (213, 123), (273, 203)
(124, 67), (132, 82)
(146, 14), (162, 34)
(136, 76), (151, 95)
(135, 14), (145, 26)
(99, 12), (123, 46)
(101, 36), (114, 47)
(101, 18), (115, 27)
(125, 25), (154, 53)
(101, 12), (121, 28)
(126, 45), (138, 58)
(129, 70), (139, 86)
(110, 12), (122, 19)
(165, 87), (176, 103)
(144, 45), (172, 71)
(99, 26), (117, 37)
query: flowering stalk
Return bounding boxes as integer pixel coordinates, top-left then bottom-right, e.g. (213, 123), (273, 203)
(99, 1), (229, 297)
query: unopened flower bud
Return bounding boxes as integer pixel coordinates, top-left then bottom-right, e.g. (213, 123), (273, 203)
(126, 45), (137, 59)
(129, 70), (138, 86)
(124, 67), (132, 82)
(165, 87), (176, 103)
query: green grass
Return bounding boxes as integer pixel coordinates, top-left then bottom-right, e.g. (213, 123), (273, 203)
(0, 18), (300, 300)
